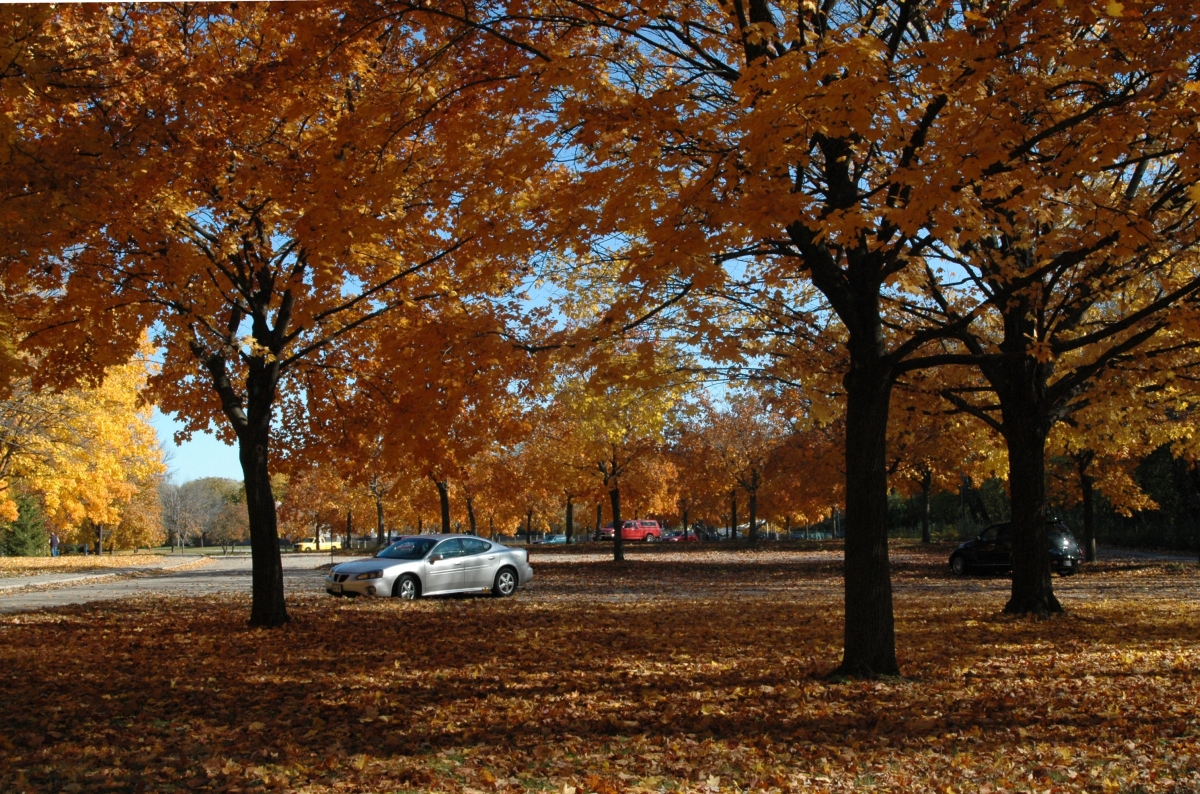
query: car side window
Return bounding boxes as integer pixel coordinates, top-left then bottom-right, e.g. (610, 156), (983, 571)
(979, 527), (997, 542)
(995, 527), (1012, 546)
(461, 538), (490, 556)
(433, 539), (465, 558)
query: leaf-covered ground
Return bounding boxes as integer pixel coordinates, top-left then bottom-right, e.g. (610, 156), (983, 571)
(0, 554), (172, 578)
(2, 545), (1198, 793)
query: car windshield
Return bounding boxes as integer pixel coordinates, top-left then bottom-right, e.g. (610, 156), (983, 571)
(376, 538), (438, 560)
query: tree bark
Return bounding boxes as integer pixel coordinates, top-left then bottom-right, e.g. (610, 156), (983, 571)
(375, 493), (386, 547)
(682, 506), (689, 539)
(525, 508), (533, 545)
(747, 483), (758, 544)
(835, 349), (899, 677)
(237, 416), (288, 627)
(920, 467), (932, 544)
(565, 495), (574, 545)
(1003, 413), (1061, 615)
(610, 485), (624, 562)
(466, 495), (477, 536)
(345, 508), (353, 549)
(595, 502), (602, 540)
(730, 489), (738, 540)
(435, 479), (452, 534)
(1077, 452), (1096, 563)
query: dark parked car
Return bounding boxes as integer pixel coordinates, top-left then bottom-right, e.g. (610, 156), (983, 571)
(950, 522), (1081, 576)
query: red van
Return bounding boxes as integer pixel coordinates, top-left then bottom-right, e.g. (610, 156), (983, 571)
(598, 520), (662, 542)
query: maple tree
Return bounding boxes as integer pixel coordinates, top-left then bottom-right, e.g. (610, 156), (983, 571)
(515, 0), (1200, 671)
(0, 350), (163, 551)
(553, 344), (691, 560)
(4, 4), (569, 624)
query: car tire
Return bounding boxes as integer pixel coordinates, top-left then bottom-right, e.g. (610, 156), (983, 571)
(1059, 568), (1077, 577)
(393, 575), (420, 600)
(644, 533), (655, 542)
(493, 567), (518, 597)
(950, 554), (969, 576)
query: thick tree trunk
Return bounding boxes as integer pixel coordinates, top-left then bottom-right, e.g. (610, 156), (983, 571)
(565, 495), (574, 545)
(920, 468), (932, 544)
(95, 524), (103, 556)
(345, 508), (353, 548)
(375, 495), (386, 547)
(595, 503), (602, 541)
(238, 419), (288, 627)
(610, 486), (624, 562)
(466, 495), (477, 536)
(435, 479), (452, 534)
(1077, 453), (1096, 563)
(1003, 417), (1061, 615)
(835, 352), (899, 677)
(682, 506), (689, 539)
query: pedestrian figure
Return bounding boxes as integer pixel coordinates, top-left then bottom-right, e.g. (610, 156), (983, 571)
(49, 531), (60, 557)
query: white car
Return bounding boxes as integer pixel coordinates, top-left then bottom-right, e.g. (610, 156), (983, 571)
(324, 534), (533, 599)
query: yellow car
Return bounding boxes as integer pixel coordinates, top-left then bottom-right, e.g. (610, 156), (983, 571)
(294, 538), (342, 552)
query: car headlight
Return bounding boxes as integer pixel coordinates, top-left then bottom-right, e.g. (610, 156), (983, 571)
(355, 570), (383, 580)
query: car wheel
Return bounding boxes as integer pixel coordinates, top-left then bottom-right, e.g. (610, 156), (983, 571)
(493, 567), (518, 597)
(393, 575), (419, 600)
(1059, 568), (1077, 577)
(950, 555), (969, 576)
(644, 533), (655, 542)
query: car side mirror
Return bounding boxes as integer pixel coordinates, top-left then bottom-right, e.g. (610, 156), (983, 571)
(429, 553), (444, 563)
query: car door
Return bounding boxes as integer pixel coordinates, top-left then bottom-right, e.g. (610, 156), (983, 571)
(424, 539), (466, 593)
(973, 526), (999, 567)
(993, 525), (1013, 569)
(458, 538), (495, 589)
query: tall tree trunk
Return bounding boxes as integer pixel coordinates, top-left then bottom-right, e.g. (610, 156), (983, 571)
(375, 494), (386, 547)
(95, 523), (103, 555)
(435, 479), (451, 534)
(345, 508), (353, 549)
(199, 347), (288, 627)
(466, 495), (477, 536)
(525, 508), (533, 545)
(237, 416), (288, 627)
(595, 502), (602, 541)
(920, 467), (932, 544)
(417, 515), (422, 534)
(1077, 452), (1096, 563)
(747, 485), (758, 544)
(610, 485), (624, 562)
(1003, 415), (1061, 615)
(682, 505), (689, 540)
(835, 352), (899, 677)
(565, 495), (574, 545)
(730, 489), (737, 540)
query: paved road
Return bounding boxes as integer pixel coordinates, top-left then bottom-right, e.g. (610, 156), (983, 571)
(0, 553), (336, 613)
(0, 544), (1191, 614)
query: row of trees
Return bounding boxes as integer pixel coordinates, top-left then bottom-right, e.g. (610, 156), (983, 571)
(4, 2), (1200, 681)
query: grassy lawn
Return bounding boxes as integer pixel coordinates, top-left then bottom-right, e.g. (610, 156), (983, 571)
(1, 545), (1197, 792)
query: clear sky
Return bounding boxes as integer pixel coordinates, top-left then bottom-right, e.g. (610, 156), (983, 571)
(152, 408), (242, 483)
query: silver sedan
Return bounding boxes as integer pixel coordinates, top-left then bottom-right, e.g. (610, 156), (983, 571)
(324, 534), (533, 599)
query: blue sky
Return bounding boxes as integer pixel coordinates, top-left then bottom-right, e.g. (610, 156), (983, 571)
(152, 409), (242, 483)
